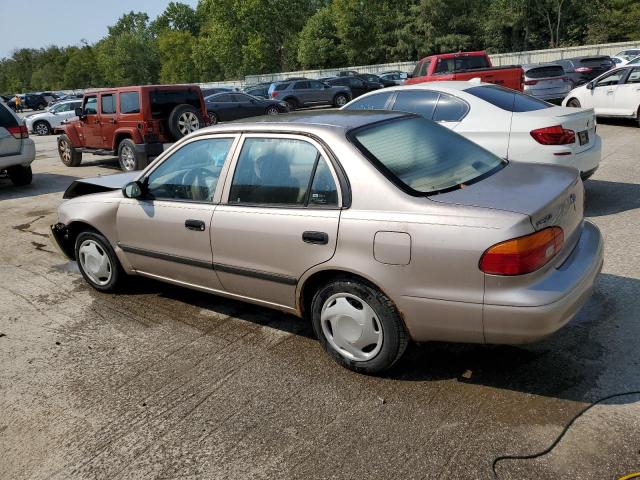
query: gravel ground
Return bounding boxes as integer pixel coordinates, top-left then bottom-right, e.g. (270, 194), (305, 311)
(1, 118), (639, 480)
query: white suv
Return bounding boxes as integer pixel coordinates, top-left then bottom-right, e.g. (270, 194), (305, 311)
(25, 99), (82, 136)
(0, 101), (35, 185)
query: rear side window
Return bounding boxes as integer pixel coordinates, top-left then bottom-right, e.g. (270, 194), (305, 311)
(466, 85), (551, 112)
(101, 94), (116, 114)
(350, 117), (503, 195)
(120, 92), (140, 114)
(435, 56), (490, 74)
(274, 83), (290, 91)
(150, 89), (200, 119)
(433, 93), (469, 122)
(392, 90), (439, 119)
(0, 103), (17, 128)
(229, 138), (337, 207)
(344, 92), (393, 110)
(626, 68), (640, 84)
(526, 66), (565, 79)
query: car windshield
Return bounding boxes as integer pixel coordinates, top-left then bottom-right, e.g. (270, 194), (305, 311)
(349, 116), (504, 195)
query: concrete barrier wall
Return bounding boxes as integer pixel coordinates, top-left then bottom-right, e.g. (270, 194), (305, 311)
(243, 40), (640, 85)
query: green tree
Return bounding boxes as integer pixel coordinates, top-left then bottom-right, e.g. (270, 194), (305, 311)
(297, 6), (345, 69)
(151, 2), (200, 35)
(158, 30), (197, 83)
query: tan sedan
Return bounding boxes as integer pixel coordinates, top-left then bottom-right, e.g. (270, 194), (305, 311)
(51, 111), (603, 373)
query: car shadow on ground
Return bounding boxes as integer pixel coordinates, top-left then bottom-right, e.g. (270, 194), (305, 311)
(387, 272), (640, 404)
(0, 173), (80, 200)
(585, 179), (640, 217)
(76, 157), (121, 170)
(99, 270), (640, 405)
(596, 117), (638, 128)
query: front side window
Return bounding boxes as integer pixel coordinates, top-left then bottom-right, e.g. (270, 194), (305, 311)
(350, 117), (503, 195)
(595, 70), (625, 87)
(626, 68), (640, 84)
(101, 94), (115, 114)
(343, 92), (393, 110)
(293, 81), (309, 90)
(83, 96), (97, 115)
(229, 138), (337, 206)
(146, 138), (234, 202)
(120, 92), (140, 114)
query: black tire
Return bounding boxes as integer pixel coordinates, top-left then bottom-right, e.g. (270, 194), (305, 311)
(7, 165), (32, 186)
(567, 98), (581, 108)
(168, 104), (204, 141)
(333, 93), (349, 108)
(636, 106), (640, 128)
(118, 138), (147, 172)
(265, 106), (280, 116)
(75, 230), (124, 292)
(283, 97), (298, 110)
(58, 134), (82, 167)
(209, 112), (219, 125)
(311, 277), (409, 374)
(33, 120), (51, 136)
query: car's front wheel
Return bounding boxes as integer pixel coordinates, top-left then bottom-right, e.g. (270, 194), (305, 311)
(265, 106), (280, 116)
(7, 165), (32, 186)
(58, 134), (82, 167)
(75, 230), (124, 292)
(311, 277), (409, 374)
(33, 120), (51, 136)
(567, 98), (581, 108)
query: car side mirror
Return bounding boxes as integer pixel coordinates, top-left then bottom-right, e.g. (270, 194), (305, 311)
(586, 82), (594, 90)
(122, 181), (144, 199)
(74, 106), (85, 118)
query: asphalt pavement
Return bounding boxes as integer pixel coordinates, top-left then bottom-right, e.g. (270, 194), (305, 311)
(1, 116), (639, 479)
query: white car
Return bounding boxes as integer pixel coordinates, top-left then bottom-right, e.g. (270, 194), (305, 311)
(611, 56), (629, 67)
(562, 65), (640, 127)
(24, 99), (82, 136)
(615, 49), (640, 61)
(342, 81), (601, 179)
(0, 101), (35, 185)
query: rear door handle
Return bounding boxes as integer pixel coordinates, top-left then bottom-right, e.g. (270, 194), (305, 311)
(185, 219), (206, 231)
(302, 231), (328, 245)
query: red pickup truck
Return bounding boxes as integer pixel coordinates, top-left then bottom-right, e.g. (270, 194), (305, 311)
(406, 51), (524, 91)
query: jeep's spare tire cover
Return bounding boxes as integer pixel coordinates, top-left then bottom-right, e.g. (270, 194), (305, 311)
(168, 104), (204, 141)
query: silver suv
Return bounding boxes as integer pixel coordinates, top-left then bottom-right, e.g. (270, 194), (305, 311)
(0, 101), (35, 185)
(267, 79), (351, 110)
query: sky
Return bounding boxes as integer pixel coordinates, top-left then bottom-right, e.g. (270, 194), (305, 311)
(0, 0), (199, 59)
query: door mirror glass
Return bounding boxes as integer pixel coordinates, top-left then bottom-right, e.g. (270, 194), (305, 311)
(74, 107), (84, 117)
(586, 82), (594, 90)
(123, 181), (144, 199)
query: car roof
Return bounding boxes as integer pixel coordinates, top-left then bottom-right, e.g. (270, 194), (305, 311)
(193, 110), (413, 136)
(357, 81), (485, 94)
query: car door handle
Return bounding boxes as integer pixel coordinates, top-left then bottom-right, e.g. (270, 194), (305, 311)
(185, 219), (206, 231)
(302, 231), (328, 245)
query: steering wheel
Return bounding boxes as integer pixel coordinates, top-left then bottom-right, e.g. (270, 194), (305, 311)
(181, 167), (217, 201)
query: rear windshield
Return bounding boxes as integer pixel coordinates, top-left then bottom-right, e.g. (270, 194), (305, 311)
(434, 55), (490, 74)
(580, 57), (613, 67)
(349, 117), (504, 195)
(149, 89), (200, 119)
(466, 85), (552, 112)
(526, 66), (565, 78)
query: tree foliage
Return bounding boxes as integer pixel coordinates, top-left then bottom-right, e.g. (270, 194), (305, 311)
(1, 0), (639, 93)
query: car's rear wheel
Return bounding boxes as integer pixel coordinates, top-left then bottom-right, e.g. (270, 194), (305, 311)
(58, 134), (82, 167)
(333, 93), (349, 108)
(265, 106), (280, 116)
(567, 98), (581, 108)
(118, 138), (146, 172)
(33, 120), (51, 136)
(75, 230), (124, 292)
(168, 104), (203, 141)
(311, 277), (409, 374)
(7, 165), (32, 186)
(209, 112), (219, 125)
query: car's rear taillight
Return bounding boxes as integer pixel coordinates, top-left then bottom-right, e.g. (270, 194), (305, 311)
(271, 91), (278, 98)
(530, 125), (575, 145)
(479, 227), (564, 276)
(524, 79), (538, 85)
(7, 125), (28, 139)
(575, 67), (592, 73)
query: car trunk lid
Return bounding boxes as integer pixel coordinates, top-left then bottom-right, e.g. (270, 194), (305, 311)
(431, 162), (584, 262)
